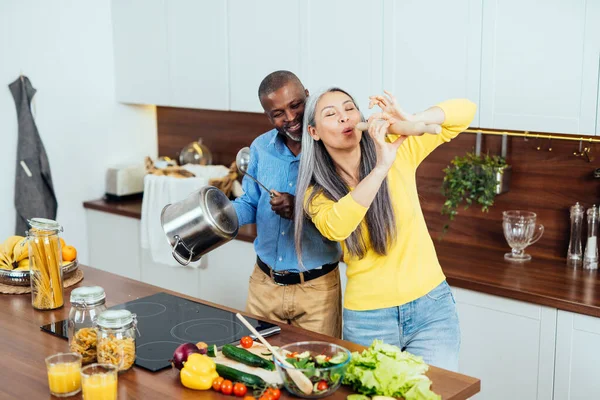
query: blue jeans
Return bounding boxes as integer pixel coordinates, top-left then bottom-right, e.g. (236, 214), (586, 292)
(343, 280), (460, 371)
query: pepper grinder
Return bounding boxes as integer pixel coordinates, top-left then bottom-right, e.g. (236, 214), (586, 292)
(584, 205), (599, 270)
(567, 202), (584, 267)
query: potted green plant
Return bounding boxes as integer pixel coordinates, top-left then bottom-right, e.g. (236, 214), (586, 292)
(440, 152), (510, 233)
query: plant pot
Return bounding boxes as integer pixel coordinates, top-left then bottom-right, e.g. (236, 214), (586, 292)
(495, 165), (511, 195)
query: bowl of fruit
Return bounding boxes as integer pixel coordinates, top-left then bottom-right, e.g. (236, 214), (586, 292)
(0, 236), (78, 286)
(273, 341), (351, 399)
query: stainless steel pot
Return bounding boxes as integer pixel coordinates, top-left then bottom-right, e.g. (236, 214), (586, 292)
(160, 186), (239, 266)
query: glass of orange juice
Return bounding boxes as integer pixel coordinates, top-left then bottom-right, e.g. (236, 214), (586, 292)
(81, 363), (118, 400)
(45, 352), (83, 397)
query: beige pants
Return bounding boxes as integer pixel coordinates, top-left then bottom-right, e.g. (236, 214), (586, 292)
(246, 264), (342, 338)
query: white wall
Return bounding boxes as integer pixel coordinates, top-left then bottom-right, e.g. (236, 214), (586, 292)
(0, 0), (157, 263)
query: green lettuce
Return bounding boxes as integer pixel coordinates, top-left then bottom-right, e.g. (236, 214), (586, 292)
(342, 340), (441, 400)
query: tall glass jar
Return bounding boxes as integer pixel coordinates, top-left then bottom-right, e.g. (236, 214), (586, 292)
(68, 286), (107, 364)
(27, 218), (64, 310)
(567, 202), (585, 268)
(95, 310), (137, 372)
(584, 205), (599, 270)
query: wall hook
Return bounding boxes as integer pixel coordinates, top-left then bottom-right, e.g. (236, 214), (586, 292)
(535, 135), (541, 150)
(547, 137), (553, 152)
(574, 138), (584, 156)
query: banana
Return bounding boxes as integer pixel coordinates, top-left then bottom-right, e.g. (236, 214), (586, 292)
(1, 236), (23, 259)
(0, 250), (12, 269)
(14, 259), (30, 270)
(12, 237), (29, 262)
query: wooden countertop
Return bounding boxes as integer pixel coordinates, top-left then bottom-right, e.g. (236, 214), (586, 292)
(0, 266), (480, 400)
(83, 198), (257, 243)
(83, 198), (600, 319)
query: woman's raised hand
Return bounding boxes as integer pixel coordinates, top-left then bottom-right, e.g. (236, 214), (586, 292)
(369, 90), (414, 121)
(367, 114), (405, 171)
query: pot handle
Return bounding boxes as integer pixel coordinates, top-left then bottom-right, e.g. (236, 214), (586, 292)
(171, 235), (193, 266)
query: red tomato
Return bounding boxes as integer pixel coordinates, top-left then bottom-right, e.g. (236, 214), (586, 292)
(316, 381), (328, 391)
(243, 396), (255, 400)
(233, 383), (248, 397)
(259, 395), (274, 400)
(266, 388), (281, 400)
(212, 377), (224, 391)
(240, 336), (254, 349)
(221, 380), (234, 395)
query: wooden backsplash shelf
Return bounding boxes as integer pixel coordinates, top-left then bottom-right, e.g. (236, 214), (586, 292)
(157, 106), (600, 260)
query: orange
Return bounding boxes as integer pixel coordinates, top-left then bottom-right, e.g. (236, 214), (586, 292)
(59, 238), (66, 248)
(62, 245), (77, 262)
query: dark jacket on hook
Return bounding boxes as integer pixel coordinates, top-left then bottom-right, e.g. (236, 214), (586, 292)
(9, 76), (58, 235)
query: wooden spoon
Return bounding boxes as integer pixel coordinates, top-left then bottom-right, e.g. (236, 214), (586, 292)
(236, 313), (314, 395)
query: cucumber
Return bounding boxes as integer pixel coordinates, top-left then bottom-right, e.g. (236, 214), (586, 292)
(207, 344), (218, 357)
(215, 363), (266, 389)
(222, 344), (275, 371)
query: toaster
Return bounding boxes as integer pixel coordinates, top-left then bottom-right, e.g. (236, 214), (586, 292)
(105, 163), (146, 201)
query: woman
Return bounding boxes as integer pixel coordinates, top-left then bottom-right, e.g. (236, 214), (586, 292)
(293, 87), (476, 371)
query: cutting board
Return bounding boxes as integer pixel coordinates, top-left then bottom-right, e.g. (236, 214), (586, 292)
(214, 342), (283, 386)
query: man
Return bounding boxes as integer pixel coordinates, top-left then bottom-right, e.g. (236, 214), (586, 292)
(233, 71), (342, 338)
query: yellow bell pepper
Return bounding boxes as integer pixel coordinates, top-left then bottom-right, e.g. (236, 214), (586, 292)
(180, 353), (219, 390)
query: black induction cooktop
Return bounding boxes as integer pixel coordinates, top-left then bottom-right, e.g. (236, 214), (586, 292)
(40, 292), (280, 372)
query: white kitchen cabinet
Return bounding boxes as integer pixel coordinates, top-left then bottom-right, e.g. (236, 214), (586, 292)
(140, 248), (203, 299)
(554, 310), (600, 400)
(480, 0), (600, 134)
(227, 0), (303, 113)
(300, 0), (383, 114)
(452, 287), (556, 400)
(111, 0), (170, 105)
(200, 240), (256, 311)
(166, 0), (229, 110)
(86, 209), (256, 310)
(86, 209), (141, 281)
(382, 0), (482, 126)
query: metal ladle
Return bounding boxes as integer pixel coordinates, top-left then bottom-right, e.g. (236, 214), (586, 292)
(235, 147), (275, 198)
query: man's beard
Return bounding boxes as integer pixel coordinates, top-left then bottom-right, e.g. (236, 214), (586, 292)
(284, 130), (302, 142)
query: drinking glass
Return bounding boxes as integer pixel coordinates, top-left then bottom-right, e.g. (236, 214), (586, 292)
(502, 211), (544, 262)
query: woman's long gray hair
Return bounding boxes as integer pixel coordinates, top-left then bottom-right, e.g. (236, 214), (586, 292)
(294, 88), (396, 267)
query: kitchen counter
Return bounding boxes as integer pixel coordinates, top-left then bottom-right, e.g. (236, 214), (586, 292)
(84, 198), (600, 319)
(0, 265), (480, 399)
(83, 198), (257, 243)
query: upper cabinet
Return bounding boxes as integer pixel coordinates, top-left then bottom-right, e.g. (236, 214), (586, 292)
(166, 0), (228, 110)
(382, 0), (483, 127)
(480, 0), (600, 135)
(111, 0), (170, 105)
(228, 0), (302, 113)
(300, 0), (383, 114)
(111, 0), (600, 135)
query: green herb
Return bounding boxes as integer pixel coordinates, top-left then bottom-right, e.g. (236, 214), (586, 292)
(441, 151), (508, 234)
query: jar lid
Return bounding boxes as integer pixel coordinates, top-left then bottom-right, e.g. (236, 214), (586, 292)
(96, 309), (135, 329)
(27, 218), (63, 232)
(70, 286), (106, 305)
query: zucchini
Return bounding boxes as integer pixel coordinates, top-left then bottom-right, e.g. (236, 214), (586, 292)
(215, 363), (266, 389)
(222, 344), (275, 371)
(207, 344), (218, 357)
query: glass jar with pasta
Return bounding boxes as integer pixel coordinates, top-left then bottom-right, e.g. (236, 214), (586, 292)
(27, 218), (64, 310)
(68, 286), (107, 364)
(95, 310), (137, 372)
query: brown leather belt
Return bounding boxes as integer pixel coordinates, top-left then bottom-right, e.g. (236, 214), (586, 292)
(256, 256), (338, 286)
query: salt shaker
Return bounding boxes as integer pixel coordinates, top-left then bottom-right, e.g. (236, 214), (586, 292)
(567, 203), (584, 267)
(584, 205), (599, 270)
